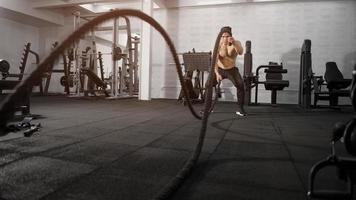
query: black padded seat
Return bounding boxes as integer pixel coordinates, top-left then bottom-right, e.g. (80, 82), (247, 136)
(264, 80), (290, 90)
(327, 79), (353, 90)
(325, 62), (351, 90)
(263, 64), (289, 104)
(324, 62), (351, 106)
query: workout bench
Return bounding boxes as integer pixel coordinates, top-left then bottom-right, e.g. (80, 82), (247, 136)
(254, 62), (289, 104)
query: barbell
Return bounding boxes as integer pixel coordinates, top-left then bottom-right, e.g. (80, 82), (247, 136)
(0, 59), (10, 74)
(60, 75), (74, 87)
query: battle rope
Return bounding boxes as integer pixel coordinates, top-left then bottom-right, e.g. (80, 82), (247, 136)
(153, 31), (223, 200)
(0, 9), (223, 200)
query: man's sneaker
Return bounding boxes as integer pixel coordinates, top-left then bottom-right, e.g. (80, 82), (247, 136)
(236, 106), (247, 116)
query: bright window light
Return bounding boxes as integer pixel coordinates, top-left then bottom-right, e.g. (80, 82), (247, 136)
(153, 2), (159, 9)
(197, 0), (233, 5)
(79, 4), (95, 12)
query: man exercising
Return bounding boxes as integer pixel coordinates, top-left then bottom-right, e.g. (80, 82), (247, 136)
(211, 26), (246, 116)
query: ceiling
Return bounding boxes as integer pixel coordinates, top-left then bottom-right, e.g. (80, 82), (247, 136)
(29, 0), (317, 11)
(1, 0), (341, 27)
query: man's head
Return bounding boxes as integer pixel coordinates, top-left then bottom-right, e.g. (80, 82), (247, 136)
(220, 26), (232, 36)
(220, 26), (232, 45)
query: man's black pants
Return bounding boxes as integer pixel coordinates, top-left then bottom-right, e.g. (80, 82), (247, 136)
(206, 67), (245, 106)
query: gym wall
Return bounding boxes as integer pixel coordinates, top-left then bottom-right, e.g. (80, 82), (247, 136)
(151, 0), (356, 104)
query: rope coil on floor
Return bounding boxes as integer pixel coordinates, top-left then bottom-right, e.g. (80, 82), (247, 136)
(0, 9), (223, 200)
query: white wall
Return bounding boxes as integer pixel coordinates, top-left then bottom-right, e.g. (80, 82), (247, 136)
(151, 0), (356, 104)
(0, 17), (39, 76)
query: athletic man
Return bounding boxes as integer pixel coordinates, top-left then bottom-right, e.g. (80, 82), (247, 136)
(211, 26), (246, 116)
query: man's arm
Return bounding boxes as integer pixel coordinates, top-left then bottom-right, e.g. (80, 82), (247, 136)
(228, 40), (243, 56)
(227, 37), (243, 56)
(214, 54), (223, 81)
(233, 40), (243, 55)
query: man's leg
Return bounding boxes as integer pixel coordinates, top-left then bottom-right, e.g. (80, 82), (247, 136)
(205, 72), (218, 95)
(226, 68), (246, 116)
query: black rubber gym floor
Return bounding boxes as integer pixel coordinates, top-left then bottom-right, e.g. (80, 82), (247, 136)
(0, 96), (354, 200)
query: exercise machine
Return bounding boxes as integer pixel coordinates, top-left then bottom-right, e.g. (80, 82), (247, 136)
(43, 42), (75, 95)
(72, 12), (140, 98)
(254, 62), (289, 105)
(243, 40), (255, 105)
(178, 50), (211, 104)
(324, 61), (351, 106)
(243, 41), (289, 105)
(299, 39), (352, 108)
(307, 64), (356, 199)
(0, 43), (40, 115)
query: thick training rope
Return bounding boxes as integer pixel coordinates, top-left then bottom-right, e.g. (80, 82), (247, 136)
(153, 30), (223, 200)
(0, 9), (223, 200)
